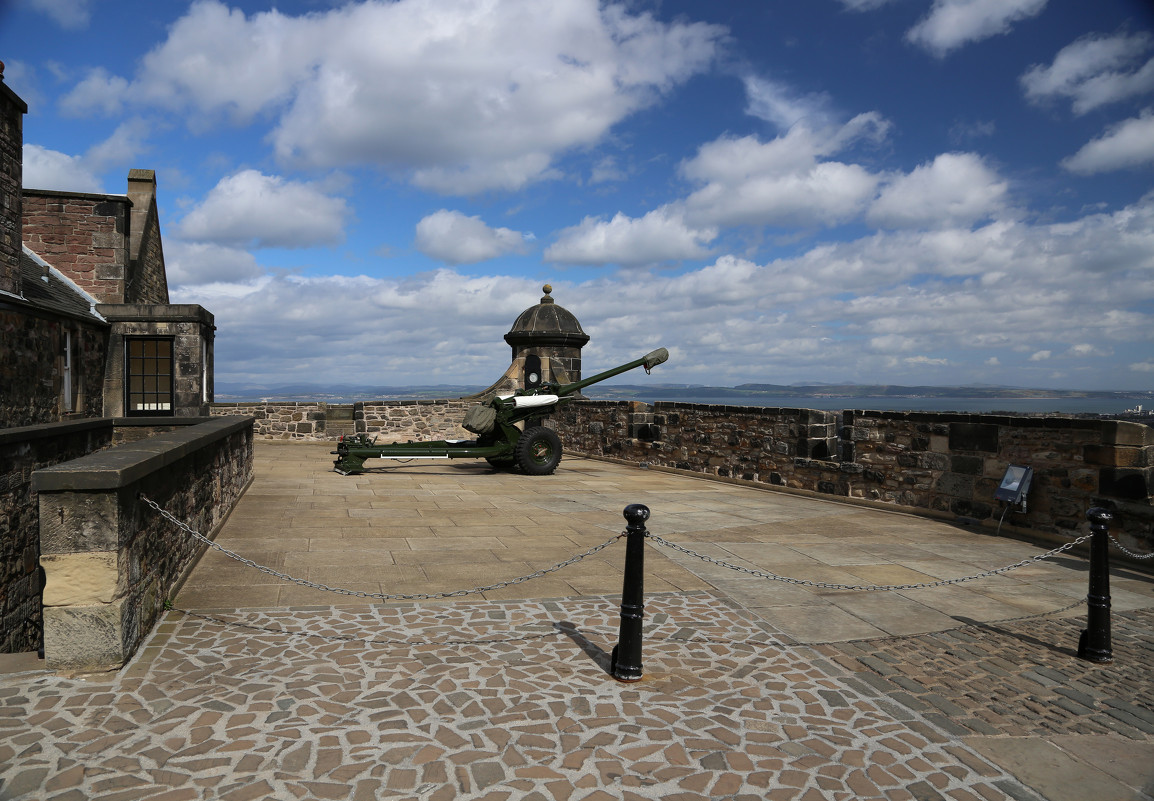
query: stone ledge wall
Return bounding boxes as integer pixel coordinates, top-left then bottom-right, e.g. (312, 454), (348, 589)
(558, 401), (838, 483)
(844, 410), (1153, 547)
(31, 416), (253, 669)
(560, 401), (1153, 552)
(359, 400), (471, 441)
(0, 419), (113, 653)
(211, 402), (342, 440)
(210, 400), (474, 441)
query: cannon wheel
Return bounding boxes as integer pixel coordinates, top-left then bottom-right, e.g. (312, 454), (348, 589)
(516, 426), (562, 475)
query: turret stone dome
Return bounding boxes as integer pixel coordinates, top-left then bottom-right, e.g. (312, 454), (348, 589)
(504, 284), (590, 350)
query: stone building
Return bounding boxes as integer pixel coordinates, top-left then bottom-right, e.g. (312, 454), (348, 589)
(1, 67), (219, 654)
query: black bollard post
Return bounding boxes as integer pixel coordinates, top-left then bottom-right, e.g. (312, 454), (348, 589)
(1077, 507), (1114, 664)
(610, 503), (649, 682)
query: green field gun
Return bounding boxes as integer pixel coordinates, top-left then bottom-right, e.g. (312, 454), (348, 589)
(332, 347), (669, 475)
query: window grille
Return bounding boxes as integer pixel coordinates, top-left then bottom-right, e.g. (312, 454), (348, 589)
(126, 337), (174, 415)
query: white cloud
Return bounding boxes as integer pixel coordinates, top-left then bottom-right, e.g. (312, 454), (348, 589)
(1062, 111), (1154, 174)
(1021, 32), (1154, 115)
(59, 68), (129, 116)
(133, 1), (316, 123)
(21, 144), (102, 192)
(414, 210), (529, 265)
(681, 114), (890, 229)
(194, 193), (1154, 387)
(83, 119), (152, 173)
(174, 169), (349, 249)
(173, 270), (547, 385)
(590, 156), (627, 185)
(1065, 343), (1108, 358)
(868, 152), (1009, 229)
(838, 0), (898, 9)
(1132, 362), (1154, 373)
(545, 206), (717, 266)
(743, 75), (836, 132)
(870, 334), (919, 352)
(907, 0), (1048, 58)
(102, 0), (723, 194)
(29, 0), (91, 30)
(165, 242), (264, 287)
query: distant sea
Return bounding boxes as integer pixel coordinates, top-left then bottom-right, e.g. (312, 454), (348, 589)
(600, 395), (1134, 415)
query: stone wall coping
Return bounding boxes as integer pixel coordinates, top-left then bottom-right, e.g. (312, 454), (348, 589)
(363, 399), (466, 406)
(112, 416), (210, 428)
(0, 417), (112, 446)
(96, 303), (214, 324)
(31, 415), (252, 492)
(23, 187), (131, 204)
(849, 408), (1103, 427)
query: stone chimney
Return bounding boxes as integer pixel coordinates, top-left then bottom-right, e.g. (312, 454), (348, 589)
(0, 62), (28, 297)
(124, 168), (169, 304)
(126, 169), (155, 264)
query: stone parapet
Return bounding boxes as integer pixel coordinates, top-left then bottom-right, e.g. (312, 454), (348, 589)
(560, 401), (1153, 556)
(31, 416), (253, 669)
(359, 400), (471, 441)
(0, 419), (113, 654)
(210, 399), (474, 441)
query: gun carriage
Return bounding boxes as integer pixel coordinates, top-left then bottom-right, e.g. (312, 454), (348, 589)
(332, 348), (669, 475)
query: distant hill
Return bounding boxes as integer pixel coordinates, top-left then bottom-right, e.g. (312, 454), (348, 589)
(214, 380), (1151, 403)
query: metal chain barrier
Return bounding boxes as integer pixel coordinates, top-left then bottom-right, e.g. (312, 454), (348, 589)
(140, 494), (622, 601)
(1108, 533), (1154, 560)
(644, 531), (1093, 592)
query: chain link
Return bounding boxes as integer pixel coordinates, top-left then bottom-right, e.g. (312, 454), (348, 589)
(1108, 533), (1154, 560)
(644, 532), (1094, 592)
(140, 494), (622, 601)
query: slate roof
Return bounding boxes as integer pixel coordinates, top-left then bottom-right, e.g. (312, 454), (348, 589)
(15, 246), (106, 323)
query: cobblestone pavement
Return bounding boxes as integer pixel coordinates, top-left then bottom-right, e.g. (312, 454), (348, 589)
(2, 595), (1152, 800)
(2, 447), (1152, 800)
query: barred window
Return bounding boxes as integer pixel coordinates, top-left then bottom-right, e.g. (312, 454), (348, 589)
(126, 338), (174, 415)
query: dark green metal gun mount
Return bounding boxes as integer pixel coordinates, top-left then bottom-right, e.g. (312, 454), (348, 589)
(332, 347), (669, 475)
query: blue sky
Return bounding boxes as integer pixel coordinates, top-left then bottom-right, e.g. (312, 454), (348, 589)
(3, 0), (1153, 390)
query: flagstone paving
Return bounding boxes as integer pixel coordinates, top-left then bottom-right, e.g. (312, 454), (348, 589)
(2, 442), (1152, 800)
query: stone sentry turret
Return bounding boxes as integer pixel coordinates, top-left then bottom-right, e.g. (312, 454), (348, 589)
(464, 284), (590, 400)
(504, 284), (590, 388)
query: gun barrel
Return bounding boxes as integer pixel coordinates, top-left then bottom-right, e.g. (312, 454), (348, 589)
(555, 347), (669, 397)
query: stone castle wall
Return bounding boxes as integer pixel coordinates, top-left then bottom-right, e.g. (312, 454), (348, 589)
(0, 78), (25, 297)
(210, 400), (473, 441)
(22, 190), (132, 304)
(561, 401), (1153, 550)
(0, 309), (108, 428)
